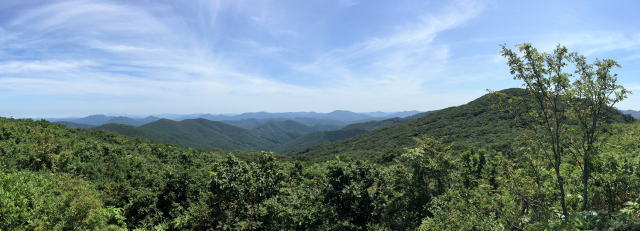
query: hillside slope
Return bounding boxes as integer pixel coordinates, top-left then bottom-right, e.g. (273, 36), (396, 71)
(276, 117), (416, 154)
(0, 117), (268, 228)
(51, 115), (160, 127)
(56, 121), (96, 129)
(94, 116), (411, 153)
(252, 120), (316, 144)
(96, 119), (278, 150)
(141, 119), (278, 150)
(105, 116), (160, 126)
(93, 123), (170, 140)
(220, 118), (346, 131)
(297, 88), (634, 160)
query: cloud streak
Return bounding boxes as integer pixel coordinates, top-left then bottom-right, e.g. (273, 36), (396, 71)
(4, 0), (640, 117)
(0, 0), (490, 117)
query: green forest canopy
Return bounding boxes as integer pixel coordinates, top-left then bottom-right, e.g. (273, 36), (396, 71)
(1, 89), (639, 230)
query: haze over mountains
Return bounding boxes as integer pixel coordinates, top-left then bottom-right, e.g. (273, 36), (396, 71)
(47, 110), (420, 127)
(45, 110), (424, 153)
(43, 97), (640, 156)
(41, 97), (640, 158)
(619, 110), (640, 119)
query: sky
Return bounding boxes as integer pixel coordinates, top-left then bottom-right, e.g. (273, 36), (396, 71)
(1, 0), (640, 117)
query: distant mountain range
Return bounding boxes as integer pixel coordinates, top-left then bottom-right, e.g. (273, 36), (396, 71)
(91, 115), (422, 153)
(46, 110), (421, 128)
(95, 119), (277, 151)
(49, 115), (161, 127)
(155, 110), (421, 122)
(274, 111), (431, 153)
(48, 110), (424, 153)
(620, 110), (640, 119)
(49, 104), (639, 158)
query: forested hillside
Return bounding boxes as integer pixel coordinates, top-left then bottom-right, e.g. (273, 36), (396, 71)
(252, 120), (316, 144)
(2, 114), (640, 230)
(221, 117), (348, 131)
(276, 116), (419, 154)
(298, 88), (634, 160)
(299, 88), (529, 159)
(95, 119), (278, 150)
(49, 110), (423, 130)
(50, 115), (160, 127)
(0, 118), (259, 229)
(93, 116), (415, 153)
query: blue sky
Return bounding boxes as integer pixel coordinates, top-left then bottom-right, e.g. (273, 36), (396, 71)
(1, 0), (640, 117)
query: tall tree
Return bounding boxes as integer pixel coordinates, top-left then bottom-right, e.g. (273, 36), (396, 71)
(500, 43), (572, 217)
(570, 55), (629, 210)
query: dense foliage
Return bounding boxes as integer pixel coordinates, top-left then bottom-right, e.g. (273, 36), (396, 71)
(93, 116), (409, 154)
(0, 171), (125, 230)
(274, 116), (412, 154)
(95, 118), (277, 151)
(2, 110), (640, 230)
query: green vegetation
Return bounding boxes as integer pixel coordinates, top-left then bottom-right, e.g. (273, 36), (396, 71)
(252, 120), (316, 144)
(51, 115), (160, 127)
(57, 121), (97, 129)
(2, 44), (640, 230)
(275, 116), (414, 153)
(0, 118), (262, 229)
(3, 115), (640, 230)
(0, 171), (126, 230)
(297, 88), (530, 160)
(500, 43), (630, 217)
(93, 116), (411, 154)
(298, 87), (632, 162)
(95, 118), (277, 150)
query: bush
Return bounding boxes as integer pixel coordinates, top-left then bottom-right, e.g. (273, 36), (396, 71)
(0, 171), (126, 230)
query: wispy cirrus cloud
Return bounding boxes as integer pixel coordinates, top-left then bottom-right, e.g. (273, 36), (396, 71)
(9, 0), (640, 117)
(0, 0), (489, 117)
(294, 0), (484, 94)
(0, 0), (299, 99)
(0, 60), (94, 73)
(528, 32), (640, 56)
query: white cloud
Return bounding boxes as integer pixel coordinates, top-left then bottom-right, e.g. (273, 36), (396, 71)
(294, 0), (484, 96)
(235, 39), (285, 55)
(530, 32), (640, 56)
(0, 0), (492, 116)
(338, 0), (359, 8)
(0, 60), (94, 73)
(9, 0), (169, 34)
(89, 42), (164, 54)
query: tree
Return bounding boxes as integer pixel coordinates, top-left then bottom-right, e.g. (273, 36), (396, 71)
(500, 43), (630, 216)
(0, 171), (126, 230)
(570, 55), (629, 210)
(322, 160), (392, 230)
(187, 153), (287, 230)
(400, 137), (459, 224)
(500, 43), (573, 217)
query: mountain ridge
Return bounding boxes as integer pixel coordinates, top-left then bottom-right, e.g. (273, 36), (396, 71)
(296, 88), (635, 160)
(48, 110), (423, 128)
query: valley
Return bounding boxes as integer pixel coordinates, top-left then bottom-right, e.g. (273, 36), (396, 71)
(48, 110), (424, 154)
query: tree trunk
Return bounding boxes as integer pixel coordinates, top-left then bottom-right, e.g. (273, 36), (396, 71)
(555, 150), (569, 217)
(582, 148), (591, 210)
